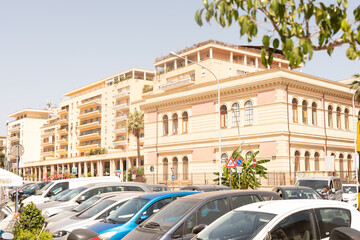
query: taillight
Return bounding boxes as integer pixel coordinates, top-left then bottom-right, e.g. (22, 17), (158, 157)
(90, 237), (101, 240)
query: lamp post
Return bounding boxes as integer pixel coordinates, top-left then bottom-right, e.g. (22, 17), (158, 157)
(95, 102), (129, 182)
(169, 52), (222, 185)
(352, 87), (360, 207)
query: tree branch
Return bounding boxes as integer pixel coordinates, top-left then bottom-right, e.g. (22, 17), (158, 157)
(313, 38), (344, 50)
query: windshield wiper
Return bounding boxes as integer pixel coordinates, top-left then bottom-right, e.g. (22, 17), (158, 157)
(143, 222), (162, 230)
(105, 218), (118, 224)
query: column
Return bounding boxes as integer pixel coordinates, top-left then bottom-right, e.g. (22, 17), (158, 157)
(132, 69), (135, 78)
(34, 168), (37, 181)
(91, 161), (95, 177)
(164, 63), (167, 73)
(197, 51), (200, 62)
(43, 166), (47, 180)
(185, 56), (188, 66)
(110, 159), (115, 176)
(174, 60), (177, 70)
(144, 72), (146, 80)
(99, 160), (103, 176)
(244, 55), (247, 65)
(67, 163), (70, 174)
(255, 58), (258, 68)
(84, 161), (88, 177)
(62, 164), (65, 175)
(230, 52), (233, 63)
(209, 47), (213, 59)
(279, 62), (282, 68)
(78, 162), (82, 177)
(51, 165), (54, 178)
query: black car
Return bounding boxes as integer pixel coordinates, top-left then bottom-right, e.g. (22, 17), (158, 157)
(123, 190), (280, 240)
(17, 182), (50, 202)
(179, 185), (232, 192)
(272, 186), (323, 200)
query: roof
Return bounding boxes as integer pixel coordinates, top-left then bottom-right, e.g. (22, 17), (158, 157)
(274, 186), (314, 190)
(179, 185), (231, 190)
(178, 190), (274, 201)
(106, 192), (144, 201)
(8, 109), (52, 118)
(236, 199), (352, 215)
(137, 191), (198, 200)
(296, 176), (341, 180)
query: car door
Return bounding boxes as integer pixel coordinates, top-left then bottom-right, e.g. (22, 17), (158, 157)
(314, 207), (351, 239)
(269, 210), (316, 240)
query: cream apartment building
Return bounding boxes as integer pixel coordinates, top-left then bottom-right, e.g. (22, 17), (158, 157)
(6, 109), (52, 172)
(141, 40), (357, 186)
(0, 136), (6, 154)
(20, 68), (154, 180)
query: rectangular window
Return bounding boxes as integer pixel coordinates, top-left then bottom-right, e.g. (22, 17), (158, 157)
(315, 208), (351, 238)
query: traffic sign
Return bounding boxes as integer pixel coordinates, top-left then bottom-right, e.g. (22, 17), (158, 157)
(253, 158), (257, 167)
(171, 174), (175, 180)
(132, 170), (137, 175)
(237, 167), (243, 173)
(226, 157), (236, 168)
(235, 157), (244, 167)
(72, 167), (77, 174)
(132, 174), (136, 180)
(115, 170), (121, 177)
(10, 144), (24, 157)
(115, 170), (121, 173)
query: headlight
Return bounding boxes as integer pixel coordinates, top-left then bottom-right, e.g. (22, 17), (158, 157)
(43, 211), (49, 218)
(351, 195), (357, 201)
(98, 231), (118, 240)
(53, 230), (69, 238)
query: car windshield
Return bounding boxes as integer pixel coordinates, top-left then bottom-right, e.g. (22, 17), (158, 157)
(141, 199), (198, 231)
(36, 182), (54, 195)
(77, 199), (116, 218)
(296, 180), (328, 192)
(73, 196), (101, 212)
(49, 189), (72, 201)
(343, 186), (357, 194)
(283, 189), (322, 199)
(195, 211), (276, 240)
(105, 198), (149, 224)
(22, 184), (35, 190)
(57, 187), (86, 202)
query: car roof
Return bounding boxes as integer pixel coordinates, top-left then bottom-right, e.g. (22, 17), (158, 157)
(137, 191), (198, 200)
(179, 185), (231, 190)
(78, 182), (151, 189)
(177, 190), (275, 201)
(275, 186), (314, 190)
(296, 176), (340, 180)
(106, 192), (144, 201)
(236, 199), (352, 215)
(343, 184), (357, 186)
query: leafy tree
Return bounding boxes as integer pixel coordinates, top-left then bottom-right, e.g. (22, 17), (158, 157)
(13, 202), (52, 240)
(195, 0), (360, 67)
(0, 153), (4, 168)
(128, 110), (144, 167)
(349, 73), (360, 101)
(214, 150), (269, 189)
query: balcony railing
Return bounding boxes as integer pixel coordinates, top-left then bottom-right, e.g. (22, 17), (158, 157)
(113, 140), (127, 146)
(9, 126), (20, 133)
(113, 103), (129, 110)
(159, 74), (195, 90)
(58, 118), (68, 124)
(78, 99), (99, 109)
(78, 121), (101, 130)
(113, 91), (129, 99)
(113, 127), (126, 134)
(78, 132), (101, 141)
(113, 116), (127, 122)
(78, 110), (101, 119)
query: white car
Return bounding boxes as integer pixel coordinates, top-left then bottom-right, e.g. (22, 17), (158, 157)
(192, 200), (360, 240)
(343, 184), (358, 209)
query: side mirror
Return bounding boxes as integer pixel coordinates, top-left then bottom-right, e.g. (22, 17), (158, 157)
(76, 196), (86, 204)
(192, 224), (207, 235)
(139, 215), (149, 223)
(45, 191), (52, 197)
(329, 227), (360, 239)
(331, 188), (336, 194)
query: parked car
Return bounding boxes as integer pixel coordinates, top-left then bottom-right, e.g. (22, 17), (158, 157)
(38, 182), (155, 218)
(123, 190), (280, 240)
(295, 176), (343, 201)
(21, 176), (121, 206)
(85, 191), (200, 239)
(272, 186), (323, 199)
(343, 184), (358, 209)
(192, 199), (360, 240)
(51, 192), (144, 239)
(10, 183), (34, 201)
(148, 184), (171, 192)
(179, 185), (232, 192)
(18, 181), (49, 201)
(46, 192), (141, 226)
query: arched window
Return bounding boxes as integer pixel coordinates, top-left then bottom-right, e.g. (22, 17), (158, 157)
(182, 157), (189, 180)
(172, 157), (178, 180)
(292, 99), (298, 123)
(220, 105), (228, 128)
(246, 151), (253, 160)
(339, 154), (344, 179)
(328, 105), (333, 127)
(163, 158), (168, 181)
(302, 100), (308, 124)
(172, 113), (178, 134)
(182, 112), (188, 133)
(231, 103), (240, 127)
(221, 153), (228, 164)
(305, 151), (310, 171)
(163, 115), (169, 136)
(245, 101), (253, 125)
(347, 155), (352, 179)
(345, 108), (349, 130)
(295, 151), (300, 172)
(314, 152), (320, 171)
(312, 102), (317, 125)
(336, 107), (341, 129)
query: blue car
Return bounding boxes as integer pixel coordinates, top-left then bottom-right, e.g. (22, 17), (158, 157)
(87, 191), (199, 240)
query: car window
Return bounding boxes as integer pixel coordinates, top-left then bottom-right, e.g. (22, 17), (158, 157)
(198, 198), (230, 226)
(314, 208), (351, 238)
(96, 202), (125, 219)
(49, 182), (69, 196)
(185, 211), (197, 236)
(231, 195), (261, 209)
(270, 210), (313, 240)
(81, 187), (105, 201)
(73, 196), (101, 212)
(140, 197), (173, 219)
(125, 186), (145, 192)
(106, 186), (125, 192)
(260, 194), (275, 201)
(78, 200), (116, 218)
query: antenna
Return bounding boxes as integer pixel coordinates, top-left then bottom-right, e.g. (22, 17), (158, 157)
(46, 99), (52, 109)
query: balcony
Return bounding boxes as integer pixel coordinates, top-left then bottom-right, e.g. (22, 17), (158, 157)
(58, 118), (68, 125)
(58, 127), (68, 135)
(41, 131), (55, 137)
(57, 137), (68, 145)
(113, 116), (127, 122)
(42, 141), (55, 147)
(113, 127), (126, 134)
(113, 140), (127, 146)
(78, 121), (101, 131)
(57, 147), (68, 154)
(113, 103), (129, 111)
(113, 91), (129, 99)
(9, 135), (20, 142)
(42, 151), (55, 157)
(78, 110), (101, 120)
(9, 126), (20, 133)
(77, 143), (100, 152)
(78, 132), (101, 141)
(58, 108), (69, 115)
(78, 99), (99, 109)
(159, 74), (195, 90)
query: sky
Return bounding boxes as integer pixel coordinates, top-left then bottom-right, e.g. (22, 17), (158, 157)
(0, 1), (359, 135)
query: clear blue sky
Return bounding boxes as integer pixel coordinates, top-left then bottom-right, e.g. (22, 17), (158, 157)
(1, 1), (359, 135)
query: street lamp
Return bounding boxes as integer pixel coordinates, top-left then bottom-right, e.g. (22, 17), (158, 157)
(95, 102), (129, 182)
(169, 52), (222, 185)
(352, 87), (360, 207)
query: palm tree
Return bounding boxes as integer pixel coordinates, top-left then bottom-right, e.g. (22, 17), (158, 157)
(128, 110), (144, 167)
(349, 73), (360, 102)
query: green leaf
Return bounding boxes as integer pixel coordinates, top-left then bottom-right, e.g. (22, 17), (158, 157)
(195, 9), (204, 26)
(261, 48), (267, 66)
(262, 35), (270, 48)
(273, 38), (279, 49)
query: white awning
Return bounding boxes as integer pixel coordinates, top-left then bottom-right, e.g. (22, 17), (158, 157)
(0, 168), (23, 186)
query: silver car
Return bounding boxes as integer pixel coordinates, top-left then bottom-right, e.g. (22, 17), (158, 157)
(50, 192), (143, 239)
